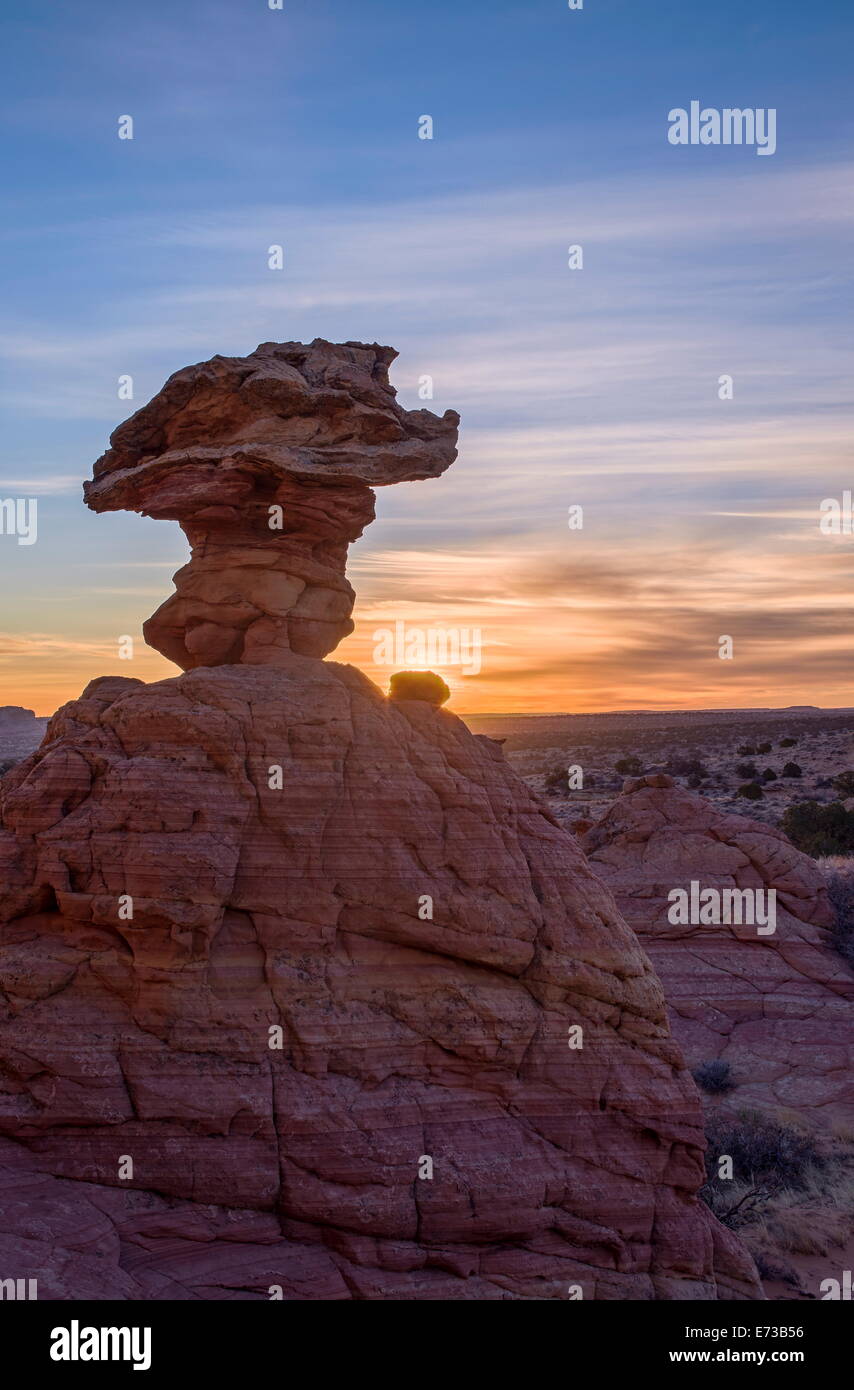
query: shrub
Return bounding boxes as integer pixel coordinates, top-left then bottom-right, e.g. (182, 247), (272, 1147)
(700, 1113), (846, 1269)
(615, 755), (643, 776)
(761, 768), (777, 782)
(781, 762), (802, 779)
(693, 1059), (735, 1094)
(825, 869), (854, 969)
(736, 761), (759, 779)
(704, 1112), (823, 1193)
(782, 800), (854, 857)
(780, 737), (797, 748)
(757, 742), (772, 754)
(737, 744), (756, 756)
(544, 766), (568, 795)
(388, 671), (450, 706)
(665, 754), (708, 778)
(832, 771), (854, 798)
(687, 773), (703, 788)
(544, 766), (597, 794)
(738, 782), (764, 800)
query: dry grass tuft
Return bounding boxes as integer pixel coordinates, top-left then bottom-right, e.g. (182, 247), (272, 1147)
(701, 1110), (854, 1290)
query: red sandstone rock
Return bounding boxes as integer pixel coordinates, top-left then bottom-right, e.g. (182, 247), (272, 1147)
(0, 662), (760, 1299)
(0, 344), (762, 1300)
(84, 340), (459, 668)
(582, 776), (854, 1126)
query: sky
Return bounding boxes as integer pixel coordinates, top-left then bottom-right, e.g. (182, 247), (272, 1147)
(1, 0), (852, 716)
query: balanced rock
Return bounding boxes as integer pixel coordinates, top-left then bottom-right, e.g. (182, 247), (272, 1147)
(583, 777), (854, 1126)
(0, 344), (761, 1300)
(84, 339), (459, 668)
(388, 670), (451, 706)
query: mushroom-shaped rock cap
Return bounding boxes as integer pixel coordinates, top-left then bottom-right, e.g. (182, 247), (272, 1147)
(83, 341), (460, 671)
(85, 339), (460, 520)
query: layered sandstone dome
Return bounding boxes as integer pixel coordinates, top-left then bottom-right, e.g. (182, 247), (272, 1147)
(0, 344), (761, 1299)
(583, 776), (853, 1127)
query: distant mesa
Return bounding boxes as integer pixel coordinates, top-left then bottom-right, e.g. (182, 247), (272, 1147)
(0, 706), (39, 727)
(388, 670), (450, 706)
(0, 707), (48, 770)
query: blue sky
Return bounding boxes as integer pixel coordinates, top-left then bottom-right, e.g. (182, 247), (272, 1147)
(1, 0), (853, 712)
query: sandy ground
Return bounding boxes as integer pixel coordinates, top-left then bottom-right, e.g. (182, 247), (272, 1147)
(467, 706), (854, 830)
(762, 1231), (854, 1301)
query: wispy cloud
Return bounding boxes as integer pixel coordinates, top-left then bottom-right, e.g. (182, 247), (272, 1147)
(3, 153), (853, 713)
(0, 475), (81, 494)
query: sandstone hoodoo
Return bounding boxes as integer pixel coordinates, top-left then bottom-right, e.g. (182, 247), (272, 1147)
(0, 342), (761, 1299)
(583, 775), (854, 1128)
(84, 339), (459, 669)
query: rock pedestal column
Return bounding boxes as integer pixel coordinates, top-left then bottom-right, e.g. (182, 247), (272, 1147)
(84, 338), (459, 668)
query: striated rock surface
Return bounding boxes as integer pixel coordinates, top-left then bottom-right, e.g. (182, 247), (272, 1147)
(0, 666), (760, 1299)
(84, 339), (459, 669)
(0, 343), (762, 1300)
(583, 776), (854, 1126)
